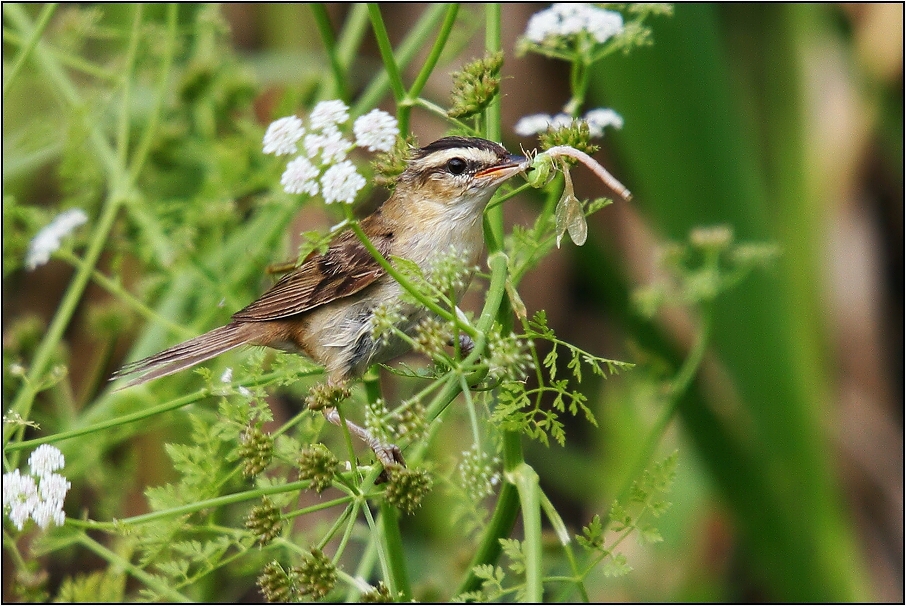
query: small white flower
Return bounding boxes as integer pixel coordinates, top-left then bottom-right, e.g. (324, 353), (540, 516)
(309, 100), (350, 130)
(26, 209), (88, 270)
(220, 367), (233, 383)
(238, 386), (252, 397)
(584, 7), (624, 44)
(524, 4), (623, 45)
(584, 108), (624, 137)
(27, 444), (65, 476)
(281, 156), (320, 196)
(31, 498), (65, 529)
(3, 469), (39, 531)
(4, 451), (70, 531)
(514, 113), (555, 136)
(303, 128), (351, 165)
(353, 109), (399, 152)
(525, 9), (561, 43)
(550, 113), (573, 129)
(262, 116), (305, 156)
(37, 472), (71, 507)
(320, 160), (366, 204)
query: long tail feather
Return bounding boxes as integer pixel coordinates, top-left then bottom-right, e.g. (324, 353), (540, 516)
(112, 323), (250, 389)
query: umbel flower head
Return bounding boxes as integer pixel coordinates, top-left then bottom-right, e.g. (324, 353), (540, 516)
(515, 108), (623, 139)
(3, 445), (70, 531)
(524, 3), (624, 46)
(263, 100), (399, 204)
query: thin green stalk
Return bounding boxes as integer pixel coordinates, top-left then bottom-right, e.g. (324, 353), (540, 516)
(399, 3), (459, 132)
(69, 479), (314, 530)
(352, 4), (450, 115)
(615, 305), (713, 508)
(366, 4), (406, 104)
(6, 367), (318, 452)
(310, 4), (350, 102)
(330, 500), (362, 563)
(483, 4), (502, 142)
(541, 489), (590, 602)
(362, 503), (393, 595)
(115, 6), (143, 170)
(127, 3), (177, 182)
(335, 3), (370, 71)
(2, 3), (56, 96)
(77, 534), (191, 602)
(407, 4), (458, 99)
(57, 249), (193, 339)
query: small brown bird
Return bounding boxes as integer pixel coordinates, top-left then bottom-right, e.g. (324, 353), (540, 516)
(113, 136), (527, 464)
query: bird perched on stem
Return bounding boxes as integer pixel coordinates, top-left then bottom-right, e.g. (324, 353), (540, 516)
(113, 136), (528, 466)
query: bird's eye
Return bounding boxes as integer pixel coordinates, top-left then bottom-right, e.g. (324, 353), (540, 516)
(446, 157), (467, 175)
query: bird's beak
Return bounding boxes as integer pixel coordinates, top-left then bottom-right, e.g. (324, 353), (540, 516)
(476, 152), (529, 185)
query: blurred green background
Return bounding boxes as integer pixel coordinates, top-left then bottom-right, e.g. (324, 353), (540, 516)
(3, 3), (902, 602)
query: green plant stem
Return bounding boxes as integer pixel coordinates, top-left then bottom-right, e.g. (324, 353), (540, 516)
(455, 432), (522, 596)
(76, 534), (191, 602)
(399, 3), (459, 133)
(378, 501), (412, 601)
(352, 4), (450, 116)
(127, 3), (177, 182)
(310, 4), (350, 102)
(539, 489), (590, 602)
(508, 463), (543, 602)
(115, 6), (142, 170)
(2, 3), (56, 96)
(68, 479), (322, 530)
(334, 3), (369, 71)
(5, 368), (318, 452)
(57, 249), (193, 339)
(615, 304), (713, 508)
(366, 4), (406, 104)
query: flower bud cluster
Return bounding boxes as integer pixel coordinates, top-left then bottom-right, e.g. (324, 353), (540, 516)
(245, 496), (284, 545)
(293, 548), (337, 600)
(262, 100), (399, 204)
(257, 550), (337, 602)
(448, 51), (504, 119)
(297, 444), (339, 493)
(383, 466), (433, 515)
(304, 382), (350, 411)
(360, 581), (394, 603)
(238, 425), (274, 477)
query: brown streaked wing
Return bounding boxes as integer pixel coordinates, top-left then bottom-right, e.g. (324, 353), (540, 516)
(231, 229), (391, 322)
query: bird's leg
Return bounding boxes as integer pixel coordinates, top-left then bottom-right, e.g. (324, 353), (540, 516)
(323, 407), (405, 469)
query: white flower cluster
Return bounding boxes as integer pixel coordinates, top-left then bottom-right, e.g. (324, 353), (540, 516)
(525, 3), (624, 45)
(514, 107), (624, 138)
(3, 445), (71, 531)
(25, 208), (88, 270)
(262, 101), (399, 204)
